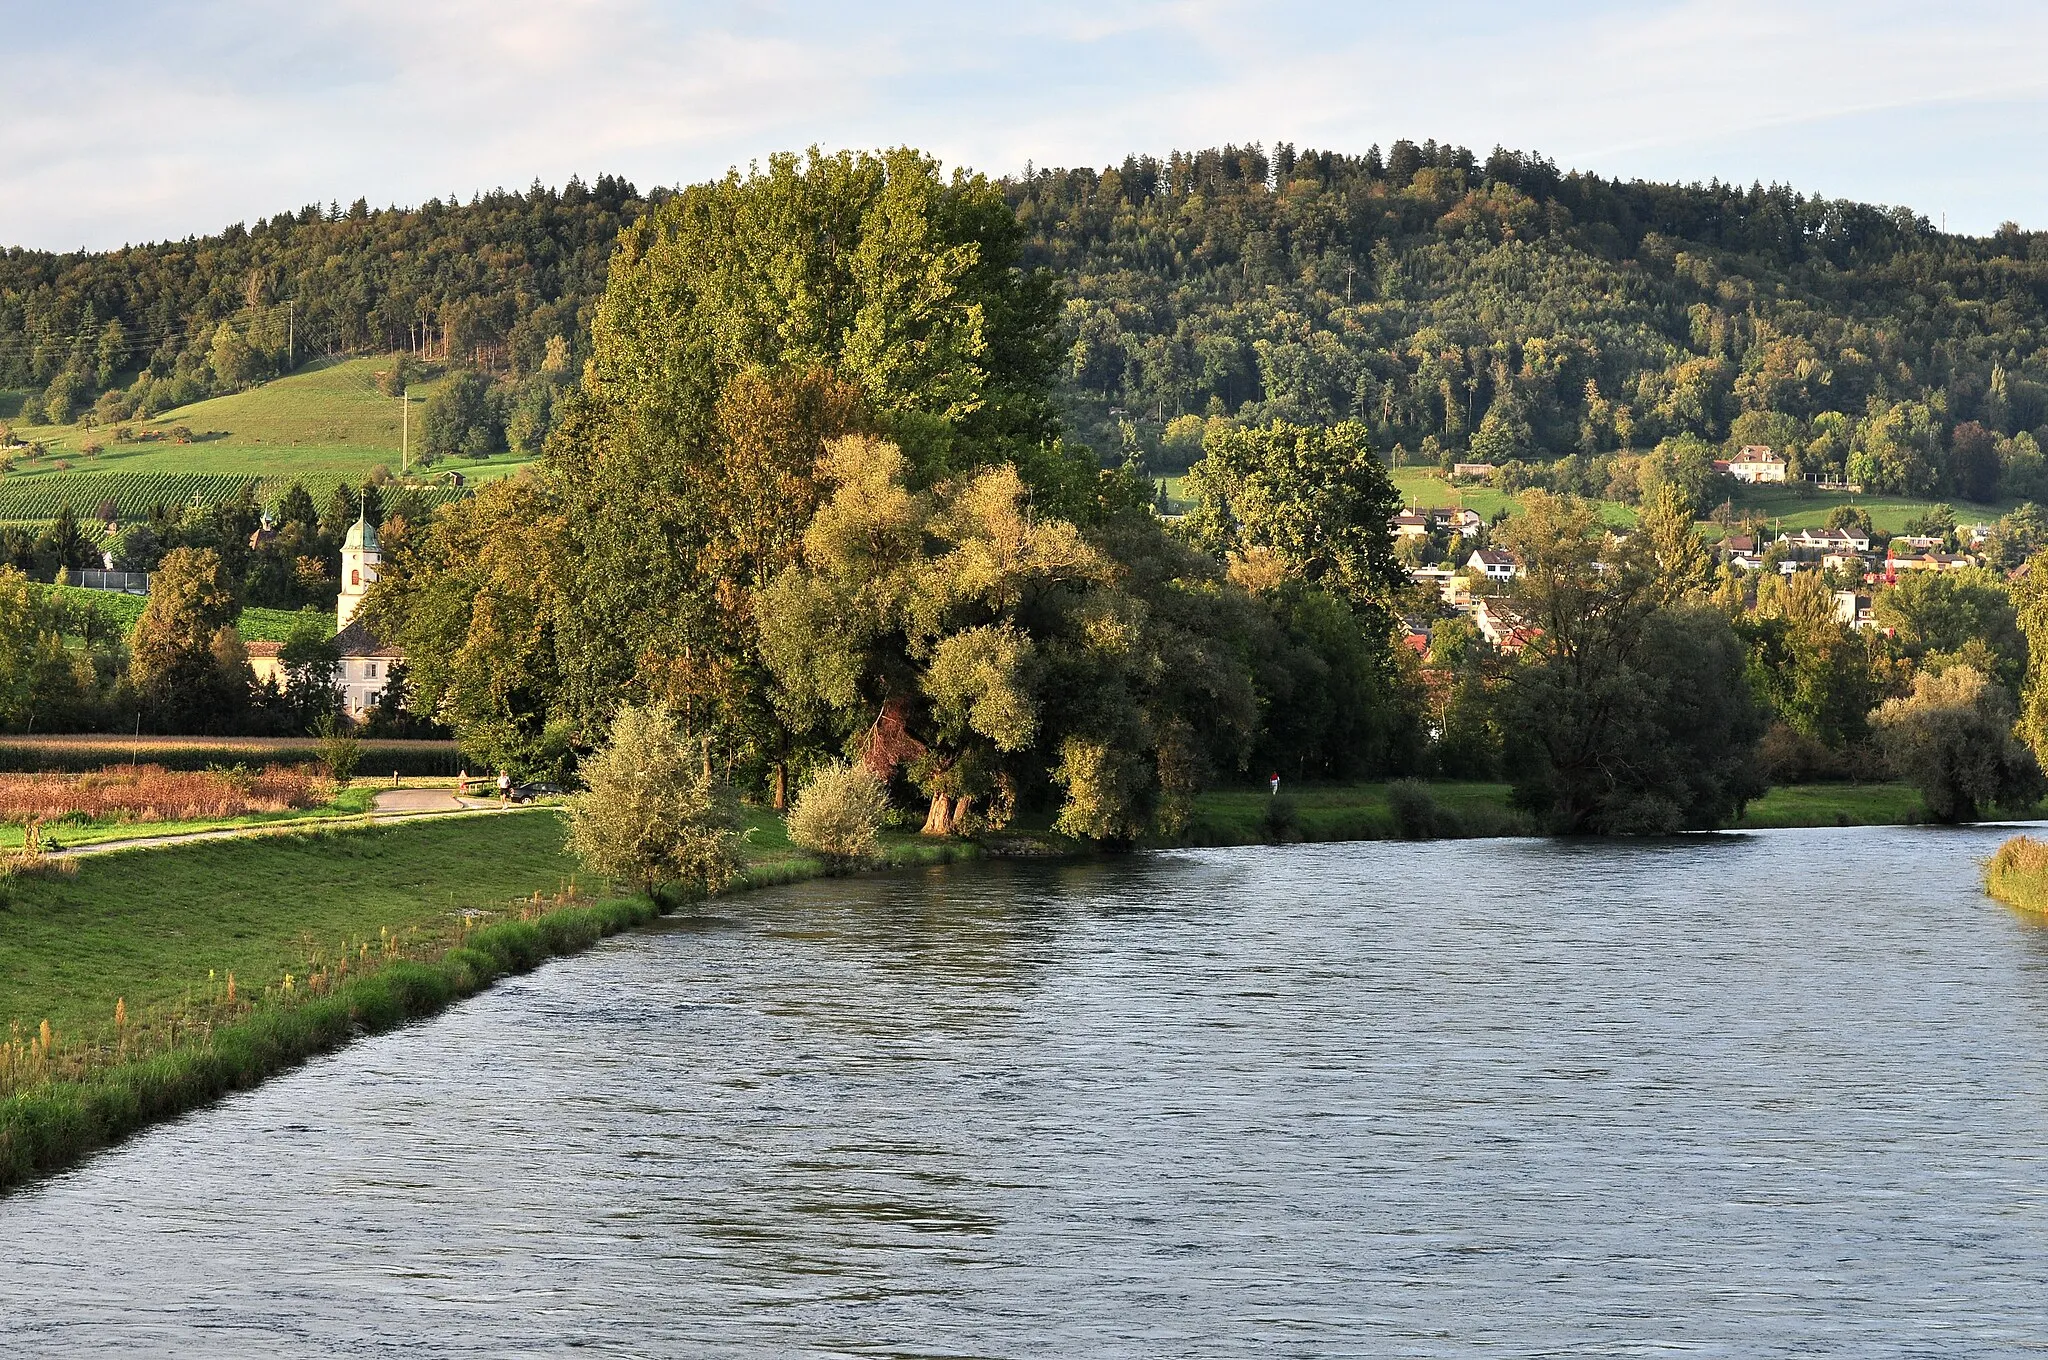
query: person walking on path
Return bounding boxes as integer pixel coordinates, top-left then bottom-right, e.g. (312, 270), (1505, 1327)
(498, 769), (512, 802)
(1269, 771), (1281, 796)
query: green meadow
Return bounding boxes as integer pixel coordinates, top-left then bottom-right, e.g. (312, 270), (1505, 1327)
(2, 357), (534, 493)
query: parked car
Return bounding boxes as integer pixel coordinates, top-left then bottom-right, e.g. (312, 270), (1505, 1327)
(508, 781), (566, 804)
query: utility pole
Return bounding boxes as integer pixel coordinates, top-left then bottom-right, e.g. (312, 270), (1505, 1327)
(401, 385), (409, 474)
(287, 300), (294, 370)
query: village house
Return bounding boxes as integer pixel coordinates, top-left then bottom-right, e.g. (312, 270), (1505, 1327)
(1451, 462), (1497, 481)
(1447, 507), (1484, 538)
(1780, 525), (1873, 554)
(1887, 551), (1976, 575)
(1832, 590), (1877, 630)
(1393, 510), (1432, 538)
(1472, 597), (1538, 652)
(1714, 445), (1789, 484)
(1466, 548), (1521, 581)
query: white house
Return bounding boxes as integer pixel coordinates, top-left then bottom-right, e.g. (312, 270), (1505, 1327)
(1466, 548), (1521, 581)
(1781, 525), (1872, 554)
(335, 512), (401, 717)
(1716, 445), (1788, 483)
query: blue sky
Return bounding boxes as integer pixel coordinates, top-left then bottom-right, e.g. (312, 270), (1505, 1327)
(5, 0), (2046, 250)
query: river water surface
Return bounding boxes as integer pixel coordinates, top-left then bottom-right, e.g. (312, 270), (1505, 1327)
(6, 827), (2048, 1356)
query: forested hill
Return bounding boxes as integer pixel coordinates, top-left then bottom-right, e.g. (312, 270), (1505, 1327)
(0, 175), (655, 417)
(1020, 142), (2048, 497)
(8, 142), (2048, 499)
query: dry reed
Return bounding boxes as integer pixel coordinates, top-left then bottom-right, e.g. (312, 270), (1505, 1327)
(0, 764), (329, 825)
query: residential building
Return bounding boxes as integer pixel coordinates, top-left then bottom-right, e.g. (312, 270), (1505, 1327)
(1714, 445), (1788, 483)
(1466, 548), (1520, 581)
(1780, 525), (1872, 554)
(1392, 510), (1432, 538)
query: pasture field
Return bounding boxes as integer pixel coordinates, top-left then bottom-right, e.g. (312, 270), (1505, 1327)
(1, 357), (534, 496)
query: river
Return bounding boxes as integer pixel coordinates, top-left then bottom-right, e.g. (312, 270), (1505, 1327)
(5, 826), (2048, 1356)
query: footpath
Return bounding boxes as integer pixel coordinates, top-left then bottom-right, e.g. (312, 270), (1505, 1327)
(47, 789), (527, 860)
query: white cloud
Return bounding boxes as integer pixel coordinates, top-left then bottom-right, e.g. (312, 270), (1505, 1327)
(2, 0), (2045, 248)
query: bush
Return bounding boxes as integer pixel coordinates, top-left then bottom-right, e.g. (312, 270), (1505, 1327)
(564, 704), (741, 895)
(1261, 792), (1301, 843)
(786, 762), (887, 865)
(1872, 665), (2045, 822)
(1387, 778), (1461, 839)
(314, 713), (361, 786)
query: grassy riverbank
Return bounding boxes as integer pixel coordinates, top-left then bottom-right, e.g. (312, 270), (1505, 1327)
(1984, 835), (2048, 915)
(1180, 779), (1930, 844)
(0, 807), (976, 1191)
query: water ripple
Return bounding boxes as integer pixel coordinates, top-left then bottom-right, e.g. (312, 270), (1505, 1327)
(4, 827), (2048, 1357)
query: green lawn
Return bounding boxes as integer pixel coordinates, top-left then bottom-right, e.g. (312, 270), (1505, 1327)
(0, 803), (969, 1051)
(0, 809), (584, 1044)
(1730, 483), (2012, 534)
(1185, 778), (1933, 843)
(3, 357), (535, 492)
(49, 584), (322, 643)
(1733, 782), (1927, 829)
(1184, 780), (1526, 844)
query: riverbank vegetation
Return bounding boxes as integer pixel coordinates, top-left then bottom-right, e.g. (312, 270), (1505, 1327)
(1984, 835), (2048, 915)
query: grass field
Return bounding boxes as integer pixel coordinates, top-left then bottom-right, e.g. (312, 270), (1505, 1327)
(2, 357), (535, 494)
(1183, 778), (1932, 844)
(1731, 782), (1928, 829)
(50, 584), (322, 643)
(0, 810), (584, 1045)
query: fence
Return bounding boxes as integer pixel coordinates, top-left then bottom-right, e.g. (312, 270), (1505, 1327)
(66, 569), (150, 594)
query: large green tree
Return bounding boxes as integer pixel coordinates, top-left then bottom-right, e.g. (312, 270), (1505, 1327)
(1497, 492), (1768, 832)
(547, 148), (1062, 784)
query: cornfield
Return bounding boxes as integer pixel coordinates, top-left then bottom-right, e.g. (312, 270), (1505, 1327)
(0, 764), (329, 824)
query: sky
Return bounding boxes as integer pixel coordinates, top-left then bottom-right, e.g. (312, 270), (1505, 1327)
(5, 0), (2047, 251)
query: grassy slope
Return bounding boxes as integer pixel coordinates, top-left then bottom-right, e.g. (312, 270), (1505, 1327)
(49, 584), (320, 642)
(0, 805), (963, 1049)
(3, 357), (534, 491)
(0, 811), (583, 1043)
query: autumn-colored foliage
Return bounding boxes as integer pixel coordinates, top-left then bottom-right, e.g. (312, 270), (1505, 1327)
(0, 763), (328, 825)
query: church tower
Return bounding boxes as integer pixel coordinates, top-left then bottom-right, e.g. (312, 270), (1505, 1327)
(337, 508), (380, 631)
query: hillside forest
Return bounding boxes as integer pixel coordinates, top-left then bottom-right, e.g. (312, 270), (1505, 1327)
(7, 141), (2048, 504)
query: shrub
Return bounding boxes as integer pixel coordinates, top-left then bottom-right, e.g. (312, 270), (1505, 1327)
(1872, 665), (2045, 822)
(1387, 778), (1461, 839)
(314, 713), (361, 787)
(1261, 792), (1301, 843)
(1986, 834), (2048, 914)
(786, 762), (887, 865)
(564, 704), (741, 895)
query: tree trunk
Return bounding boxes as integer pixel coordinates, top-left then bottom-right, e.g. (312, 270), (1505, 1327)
(772, 762), (788, 812)
(921, 794), (954, 836)
(945, 795), (975, 835)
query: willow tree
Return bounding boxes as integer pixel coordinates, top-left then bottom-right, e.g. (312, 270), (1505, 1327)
(755, 435), (1253, 841)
